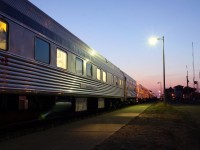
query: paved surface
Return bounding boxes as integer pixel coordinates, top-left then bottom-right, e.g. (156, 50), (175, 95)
(0, 104), (151, 150)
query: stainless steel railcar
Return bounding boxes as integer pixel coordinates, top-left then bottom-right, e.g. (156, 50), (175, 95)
(0, 0), (138, 113)
(136, 83), (152, 102)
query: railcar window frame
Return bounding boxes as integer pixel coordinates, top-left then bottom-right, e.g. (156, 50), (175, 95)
(0, 19), (8, 51)
(110, 75), (114, 85)
(86, 62), (92, 77)
(34, 37), (50, 64)
(97, 68), (101, 80)
(113, 76), (115, 85)
(75, 57), (83, 75)
(102, 70), (107, 82)
(56, 48), (67, 69)
(119, 79), (121, 86)
(119, 79), (121, 87)
(116, 77), (118, 86)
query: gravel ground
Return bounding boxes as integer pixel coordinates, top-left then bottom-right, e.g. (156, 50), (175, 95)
(93, 102), (200, 150)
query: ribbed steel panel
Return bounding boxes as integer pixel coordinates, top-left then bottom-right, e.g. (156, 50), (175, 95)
(0, 52), (123, 98)
(0, 0), (126, 99)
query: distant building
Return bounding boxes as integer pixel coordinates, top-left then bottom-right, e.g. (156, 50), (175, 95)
(165, 87), (174, 100)
(183, 86), (195, 99)
(166, 85), (199, 102)
(174, 85), (184, 100)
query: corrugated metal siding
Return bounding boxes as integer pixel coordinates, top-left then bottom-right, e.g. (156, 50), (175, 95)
(0, 52), (123, 97)
(0, 0), (126, 98)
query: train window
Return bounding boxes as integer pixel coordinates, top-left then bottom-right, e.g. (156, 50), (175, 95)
(35, 38), (50, 64)
(113, 76), (115, 85)
(102, 71), (107, 82)
(0, 20), (8, 50)
(119, 79), (122, 87)
(116, 77), (118, 86)
(57, 48), (67, 69)
(97, 68), (101, 80)
(86, 62), (92, 77)
(110, 75), (114, 85)
(76, 57), (83, 75)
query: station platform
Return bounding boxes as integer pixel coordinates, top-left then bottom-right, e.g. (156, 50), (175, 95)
(0, 104), (151, 150)
(0, 111), (39, 126)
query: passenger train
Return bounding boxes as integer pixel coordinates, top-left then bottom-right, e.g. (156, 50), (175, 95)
(0, 0), (151, 113)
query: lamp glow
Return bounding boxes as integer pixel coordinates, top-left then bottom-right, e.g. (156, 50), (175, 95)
(148, 37), (158, 45)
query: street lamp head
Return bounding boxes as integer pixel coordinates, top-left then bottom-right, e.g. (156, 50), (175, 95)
(148, 36), (159, 45)
(157, 36), (164, 41)
(148, 36), (164, 46)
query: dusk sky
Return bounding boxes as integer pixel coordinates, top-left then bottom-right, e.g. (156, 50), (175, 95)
(29, 0), (200, 95)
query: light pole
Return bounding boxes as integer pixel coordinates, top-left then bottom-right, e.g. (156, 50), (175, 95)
(149, 36), (166, 103)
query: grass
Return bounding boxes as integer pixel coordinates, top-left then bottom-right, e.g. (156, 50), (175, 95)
(93, 102), (200, 150)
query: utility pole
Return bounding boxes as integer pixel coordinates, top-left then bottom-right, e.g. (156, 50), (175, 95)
(192, 42), (195, 88)
(186, 65), (189, 88)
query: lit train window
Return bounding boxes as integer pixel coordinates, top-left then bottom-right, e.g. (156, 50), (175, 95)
(97, 68), (101, 80)
(76, 57), (83, 75)
(35, 38), (50, 64)
(102, 71), (107, 82)
(86, 62), (92, 77)
(57, 48), (67, 69)
(121, 80), (123, 86)
(0, 20), (8, 50)
(120, 80), (123, 87)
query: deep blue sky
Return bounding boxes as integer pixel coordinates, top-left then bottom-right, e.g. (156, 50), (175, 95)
(29, 0), (200, 95)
